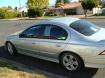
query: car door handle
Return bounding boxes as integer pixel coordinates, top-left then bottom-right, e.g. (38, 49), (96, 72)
(21, 39), (26, 40)
(32, 43), (36, 44)
(56, 45), (61, 47)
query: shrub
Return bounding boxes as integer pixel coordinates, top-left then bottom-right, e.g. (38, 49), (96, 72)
(102, 9), (105, 15)
(35, 8), (44, 17)
(4, 11), (18, 19)
(28, 8), (44, 18)
(45, 11), (58, 16)
(94, 13), (102, 16)
(28, 9), (35, 18)
(64, 9), (76, 15)
(0, 8), (18, 19)
(0, 9), (5, 19)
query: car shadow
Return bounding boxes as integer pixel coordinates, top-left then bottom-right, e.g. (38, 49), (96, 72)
(0, 46), (98, 78)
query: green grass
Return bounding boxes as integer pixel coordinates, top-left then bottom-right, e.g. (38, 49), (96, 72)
(0, 61), (47, 78)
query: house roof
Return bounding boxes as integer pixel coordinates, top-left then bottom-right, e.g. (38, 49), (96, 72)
(58, 2), (81, 9)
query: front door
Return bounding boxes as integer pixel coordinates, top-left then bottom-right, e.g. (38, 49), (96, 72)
(15, 25), (45, 55)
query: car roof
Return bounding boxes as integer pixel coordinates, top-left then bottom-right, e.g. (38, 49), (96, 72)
(47, 17), (80, 26)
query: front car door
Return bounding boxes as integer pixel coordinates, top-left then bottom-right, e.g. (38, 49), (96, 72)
(14, 25), (46, 55)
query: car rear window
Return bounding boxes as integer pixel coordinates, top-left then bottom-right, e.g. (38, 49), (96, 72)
(70, 20), (100, 36)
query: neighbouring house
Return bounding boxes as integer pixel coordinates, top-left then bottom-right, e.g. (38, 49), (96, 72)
(47, 2), (100, 15)
(93, 8), (102, 14)
(47, 2), (84, 15)
(93, 5), (102, 14)
(18, 6), (27, 12)
(58, 2), (84, 15)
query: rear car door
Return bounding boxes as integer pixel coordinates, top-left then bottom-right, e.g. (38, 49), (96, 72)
(38, 24), (69, 58)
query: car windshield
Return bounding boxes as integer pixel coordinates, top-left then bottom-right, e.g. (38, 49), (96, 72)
(70, 20), (100, 36)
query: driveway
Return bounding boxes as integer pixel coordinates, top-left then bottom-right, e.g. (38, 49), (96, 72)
(0, 19), (105, 78)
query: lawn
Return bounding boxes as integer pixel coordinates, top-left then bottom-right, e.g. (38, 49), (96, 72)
(0, 61), (47, 78)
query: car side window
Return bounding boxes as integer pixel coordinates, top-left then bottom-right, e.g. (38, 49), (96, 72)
(70, 20), (100, 36)
(50, 25), (68, 40)
(20, 25), (45, 38)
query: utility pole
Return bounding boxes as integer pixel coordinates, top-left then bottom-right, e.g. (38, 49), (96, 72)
(19, 0), (22, 17)
(19, 0), (21, 8)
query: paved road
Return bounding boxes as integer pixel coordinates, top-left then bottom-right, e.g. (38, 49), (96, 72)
(0, 19), (105, 78)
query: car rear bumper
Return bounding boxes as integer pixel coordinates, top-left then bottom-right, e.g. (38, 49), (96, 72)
(84, 55), (105, 68)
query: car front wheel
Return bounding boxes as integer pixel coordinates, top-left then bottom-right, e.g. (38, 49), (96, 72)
(60, 52), (84, 71)
(5, 42), (17, 55)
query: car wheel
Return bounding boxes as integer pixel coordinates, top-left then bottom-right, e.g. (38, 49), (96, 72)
(5, 42), (17, 55)
(60, 52), (84, 72)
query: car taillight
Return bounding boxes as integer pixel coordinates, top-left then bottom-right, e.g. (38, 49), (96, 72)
(99, 50), (105, 55)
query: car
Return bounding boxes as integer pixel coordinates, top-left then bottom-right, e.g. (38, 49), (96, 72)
(5, 17), (105, 71)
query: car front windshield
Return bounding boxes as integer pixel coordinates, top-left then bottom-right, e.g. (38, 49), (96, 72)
(70, 20), (100, 36)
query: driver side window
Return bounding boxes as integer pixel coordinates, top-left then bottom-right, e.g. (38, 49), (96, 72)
(20, 25), (45, 38)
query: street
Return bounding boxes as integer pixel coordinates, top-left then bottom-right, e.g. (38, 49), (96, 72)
(0, 19), (105, 78)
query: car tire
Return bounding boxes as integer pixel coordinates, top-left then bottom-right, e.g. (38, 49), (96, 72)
(60, 52), (84, 72)
(5, 42), (17, 55)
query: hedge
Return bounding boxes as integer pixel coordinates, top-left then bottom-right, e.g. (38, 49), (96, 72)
(28, 8), (44, 18)
(0, 8), (18, 19)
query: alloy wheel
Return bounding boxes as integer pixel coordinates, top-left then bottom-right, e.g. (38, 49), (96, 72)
(63, 55), (79, 71)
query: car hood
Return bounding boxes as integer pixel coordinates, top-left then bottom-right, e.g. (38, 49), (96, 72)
(6, 30), (23, 41)
(88, 28), (105, 42)
(6, 30), (23, 39)
(10, 30), (23, 36)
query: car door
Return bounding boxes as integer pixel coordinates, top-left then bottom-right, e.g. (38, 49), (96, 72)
(38, 24), (69, 58)
(14, 25), (45, 55)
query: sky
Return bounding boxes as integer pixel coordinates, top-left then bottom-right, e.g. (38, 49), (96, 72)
(0, 0), (79, 8)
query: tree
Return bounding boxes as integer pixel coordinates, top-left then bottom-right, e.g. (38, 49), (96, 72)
(64, 0), (70, 3)
(8, 6), (12, 10)
(55, 0), (64, 6)
(55, 0), (70, 7)
(27, 0), (49, 9)
(27, 0), (48, 17)
(14, 7), (18, 12)
(0, 7), (18, 19)
(100, 0), (105, 8)
(82, 0), (99, 17)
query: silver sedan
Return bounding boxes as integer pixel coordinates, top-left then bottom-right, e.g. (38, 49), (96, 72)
(5, 17), (105, 71)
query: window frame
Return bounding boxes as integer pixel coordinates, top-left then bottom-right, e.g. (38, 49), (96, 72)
(19, 25), (46, 39)
(48, 24), (68, 41)
(70, 20), (100, 36)
(19, 24), (69, 40)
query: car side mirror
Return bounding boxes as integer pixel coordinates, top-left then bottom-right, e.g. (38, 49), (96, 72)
(19, 34), (25, 38)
